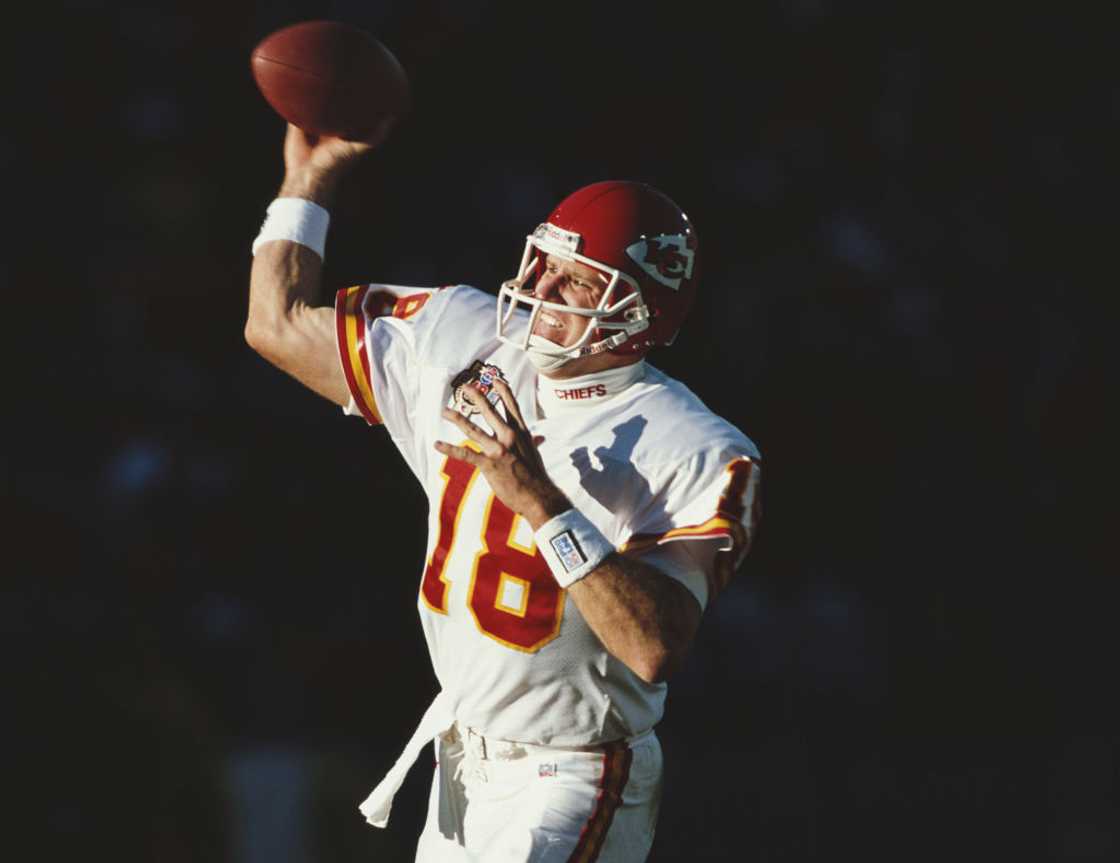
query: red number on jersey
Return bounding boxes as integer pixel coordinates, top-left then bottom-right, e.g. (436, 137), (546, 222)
(420, 454), (563, 652)
(421, 455), (481, 613)
(468, 495), (564, 652)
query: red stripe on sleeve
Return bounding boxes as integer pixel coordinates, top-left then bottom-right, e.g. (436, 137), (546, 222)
(334, 285), (381, 425)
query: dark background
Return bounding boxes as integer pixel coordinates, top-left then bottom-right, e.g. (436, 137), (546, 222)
(6, 1), (1115, 861)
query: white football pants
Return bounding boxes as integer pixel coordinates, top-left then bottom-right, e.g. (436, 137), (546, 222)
(415, 723), (662, 862)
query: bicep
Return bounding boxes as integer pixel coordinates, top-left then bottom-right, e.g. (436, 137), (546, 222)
(246, 240), (350, 407)
(247, 300), (350, 407)
(264, 302), (347, 409)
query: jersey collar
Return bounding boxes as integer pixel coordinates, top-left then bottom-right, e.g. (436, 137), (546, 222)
(536, 361), (646, 416)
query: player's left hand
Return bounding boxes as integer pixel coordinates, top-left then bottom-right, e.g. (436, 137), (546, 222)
(435, 381), (571, 530)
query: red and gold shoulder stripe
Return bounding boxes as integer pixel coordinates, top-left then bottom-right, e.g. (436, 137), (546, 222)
(623, 514), (741, 553)
(335, 285), (382, 425)
(622, 457), (760, 599)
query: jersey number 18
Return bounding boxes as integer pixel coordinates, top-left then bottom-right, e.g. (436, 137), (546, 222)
(421, 453), (564, 653)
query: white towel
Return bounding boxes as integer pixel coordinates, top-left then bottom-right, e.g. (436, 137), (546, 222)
(358, 691), (456, 828)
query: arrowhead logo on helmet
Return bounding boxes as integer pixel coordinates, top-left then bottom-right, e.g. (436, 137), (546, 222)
(625, 234), (696, 291)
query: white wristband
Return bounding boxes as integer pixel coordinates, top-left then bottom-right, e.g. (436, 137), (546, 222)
(535, 509), (615, 588)
(251, 197), (330, 260)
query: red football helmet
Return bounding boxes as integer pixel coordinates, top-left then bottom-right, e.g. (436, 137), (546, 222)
(496, 181), (700, 369)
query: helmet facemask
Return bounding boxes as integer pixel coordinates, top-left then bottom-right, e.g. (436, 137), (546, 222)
(496, 222), (651, 371)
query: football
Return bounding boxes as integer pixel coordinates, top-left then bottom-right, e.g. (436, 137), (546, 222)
(250, 20), (409, 139)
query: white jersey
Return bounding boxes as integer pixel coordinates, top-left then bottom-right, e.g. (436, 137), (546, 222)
(335, 284), (760, 746)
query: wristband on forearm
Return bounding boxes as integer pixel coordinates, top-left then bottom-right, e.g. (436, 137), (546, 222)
(535, 509), (615, 588)
(251, 197), (330, 260)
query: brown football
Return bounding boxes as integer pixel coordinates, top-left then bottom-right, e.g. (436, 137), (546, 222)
(250, 20), (409, 139)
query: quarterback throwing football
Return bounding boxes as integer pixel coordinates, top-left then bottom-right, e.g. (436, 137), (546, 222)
(246, 124), (761, 862)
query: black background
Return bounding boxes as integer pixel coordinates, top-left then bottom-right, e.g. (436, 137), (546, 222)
(6, 1), (1115, 860)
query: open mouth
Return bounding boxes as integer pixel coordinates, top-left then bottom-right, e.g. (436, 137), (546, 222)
(536, 310), (564, 331)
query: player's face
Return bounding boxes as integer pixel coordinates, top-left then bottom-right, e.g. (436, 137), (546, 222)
(530, 255), (609, 348)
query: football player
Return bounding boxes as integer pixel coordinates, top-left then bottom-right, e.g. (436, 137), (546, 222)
(245, 124), (761, 862)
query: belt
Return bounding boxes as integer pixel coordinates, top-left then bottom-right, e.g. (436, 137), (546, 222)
(357, 692), (654, 827)
(454, 723), (655, 760)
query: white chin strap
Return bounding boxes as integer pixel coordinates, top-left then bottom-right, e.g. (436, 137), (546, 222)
(525, 336), (573, 372)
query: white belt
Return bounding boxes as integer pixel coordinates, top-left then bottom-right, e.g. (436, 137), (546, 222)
(456, 723), (655, 759)
(358, 691), (455, 828)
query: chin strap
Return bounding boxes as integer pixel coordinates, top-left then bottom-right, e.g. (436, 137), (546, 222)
(525, 337), (571, 372)
(524, 327), (636, 371)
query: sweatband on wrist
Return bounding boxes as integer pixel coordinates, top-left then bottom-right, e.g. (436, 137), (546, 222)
(535, 509), (615, 588)
(251, 197), (330, 260)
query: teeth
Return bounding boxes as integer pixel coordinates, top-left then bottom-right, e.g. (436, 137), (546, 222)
(538, 312), (563, 329)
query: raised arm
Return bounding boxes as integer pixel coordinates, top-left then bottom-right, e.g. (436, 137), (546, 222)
(244, 122), (391, 405)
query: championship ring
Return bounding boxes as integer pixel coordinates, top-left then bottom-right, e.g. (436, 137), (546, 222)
(450, 360), (507, 417)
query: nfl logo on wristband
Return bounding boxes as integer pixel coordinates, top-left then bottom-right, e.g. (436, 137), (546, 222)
(550, 531), (586, 572)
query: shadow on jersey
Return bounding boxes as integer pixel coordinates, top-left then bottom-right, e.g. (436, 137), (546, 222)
(569, 415), (668, 535)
